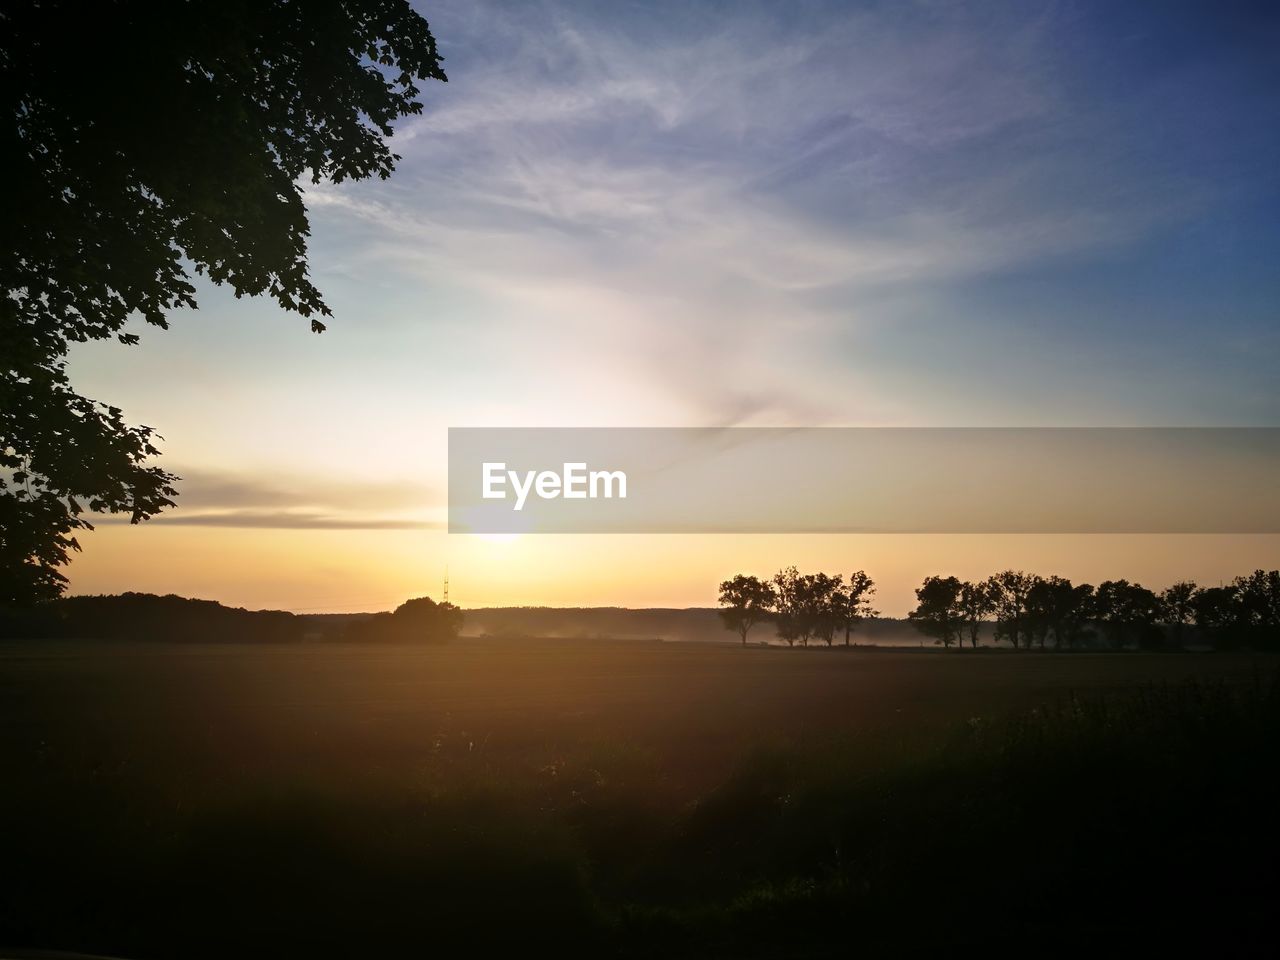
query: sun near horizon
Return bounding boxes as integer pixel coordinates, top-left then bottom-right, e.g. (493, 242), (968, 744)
(45, 0), (1280, 613)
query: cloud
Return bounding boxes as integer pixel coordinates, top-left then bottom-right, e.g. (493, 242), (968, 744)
(92, 468), (442, 530)
(301, 0), (1223, 426)
(96, 511), (441, 530)
(171, 468), (435, 510)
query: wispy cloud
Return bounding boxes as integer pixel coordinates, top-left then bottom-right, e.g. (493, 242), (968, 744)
(93, 469), (441, 530)
(302, 0), (1211, 425)
(97, 511), (441, 530)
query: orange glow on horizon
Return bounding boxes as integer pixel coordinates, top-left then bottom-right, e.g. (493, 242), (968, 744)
(67, 524), (1280, 618)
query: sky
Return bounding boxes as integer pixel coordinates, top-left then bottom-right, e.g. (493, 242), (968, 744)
(67, 0), (1280, 615)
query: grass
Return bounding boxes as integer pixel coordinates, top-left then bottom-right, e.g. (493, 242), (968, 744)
(0, 639), (1276, 956)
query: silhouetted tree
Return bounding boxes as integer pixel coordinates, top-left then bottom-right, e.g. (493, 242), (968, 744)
(808, 572), (845, 647)
(909, 575), (964, 648)
(347, 596), (461, 643)
(1231, 569), (1280, 650)
(1024, 575), (1087, 649)
(837, 570), (877, 646)
(1056, 582), (1096, 649)
(771, 567), (805, 647)
(1024, 576), (1054, 649)
(768, 568), (840, 647)
(987, 570), (1034, 649)
(958, 580), (993, 648)
(1, 1), (447, 603)
(718, 574), (776, 646)
(1094, 580), (1161, 649)
(788, 572), (825, 647)
(1192, 584), (1242, 649)
(1158, 580), (1197, 649)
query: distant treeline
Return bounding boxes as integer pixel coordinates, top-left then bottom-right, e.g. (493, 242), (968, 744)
(0, 593), (302, 642)
(720, 568), (1280, 650)
(0, 593), (462, 644)
(343, 597), (463, 644)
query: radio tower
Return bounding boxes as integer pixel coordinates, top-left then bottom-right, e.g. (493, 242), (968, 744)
(442, 566), (450, 605)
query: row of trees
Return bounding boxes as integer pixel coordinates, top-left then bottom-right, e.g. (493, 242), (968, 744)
(719, 569), (1280, 651)
(909, 569), (1280, 650)
(718, 568), (878, 646)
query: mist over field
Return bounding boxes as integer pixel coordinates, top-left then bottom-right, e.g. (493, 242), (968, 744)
(453, 607), (927, 645)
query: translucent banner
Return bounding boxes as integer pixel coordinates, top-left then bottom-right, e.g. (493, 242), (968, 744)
(448, 428), (1280, 534)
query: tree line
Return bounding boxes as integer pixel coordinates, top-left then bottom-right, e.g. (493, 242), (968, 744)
(718, 568), (878, 646)
(0, 593), (462, 644)
(719, 569), (1280, 650)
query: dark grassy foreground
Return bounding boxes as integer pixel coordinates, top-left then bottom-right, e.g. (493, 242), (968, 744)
(1, 641), (1276, 957)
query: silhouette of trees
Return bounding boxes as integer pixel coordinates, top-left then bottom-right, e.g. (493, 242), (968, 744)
(784, 571), (827, 647)
(1186, 574), (1280, 651)
(1159, 581), (1197, 649)
(1191, 584), (1239, 648)
(718, 575), (776, 646)
(1, 1), (447, 603)
(958, 580), (994, 648)
(1024, 576), (1056, 649)
(741, 567), (879, 648)
(909, 575), (964, 648)
(986, 570), (1034, 649)
(806, 572), (846, 647)
(838, 570), (878, 646)
(346, 596), (462, 643)
(1094, 580), (1161, 649)
(909, 574), (1096, 651)
(718, 568), (1280, 651)
(771, 567), (805, 647)
(1056, 582), (1096, 649)
(1024, 575), (1091, 649)
(1231, 569), (1280, 650)
(0, 591), (467, 643)
(0, 592), (302, 642)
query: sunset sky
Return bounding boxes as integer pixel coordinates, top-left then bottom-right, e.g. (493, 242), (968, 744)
(67, 0), (1280, 615)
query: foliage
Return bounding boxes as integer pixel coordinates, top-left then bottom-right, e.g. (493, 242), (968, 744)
(986, 570), (1035, 649)
(1094, 579), (1162, 649)
(0, 591), (465, 644)
(1191, 571), (1280, 651)
(0, 591), (301, 642)
(765, 567), (877, 648)
(1159, 580), (1197, 648)
(1234, 569), (1280, 644)
(908, 575), (964, 647)
(1024, 575), (1093, 649)
(346, 595), (462, 643)
(771, 566), (806, 647)
(805, 572), (845, 647)
(1, 0), (447, 602)
(724, 567), (1280, 651)
(717, 574), (776, 645)
(837, 569), (877, 646)
(1191, 584), (1240, 645)
(957, 579), (994, 648)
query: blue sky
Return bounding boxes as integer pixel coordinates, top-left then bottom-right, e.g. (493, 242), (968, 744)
(317, 0), (1280, 427)
(65, 0), (1280, 609)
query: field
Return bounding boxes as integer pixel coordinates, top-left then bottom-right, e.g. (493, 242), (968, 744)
(2, 639), (1278, 956)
